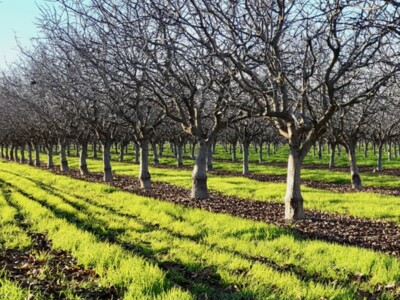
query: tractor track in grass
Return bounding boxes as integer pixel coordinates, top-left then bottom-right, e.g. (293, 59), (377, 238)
(2, 168), (397, 299)
(0, 183), (119, 300)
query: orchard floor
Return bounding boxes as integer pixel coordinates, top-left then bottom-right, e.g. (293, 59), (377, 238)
(1, 159), (400, 299)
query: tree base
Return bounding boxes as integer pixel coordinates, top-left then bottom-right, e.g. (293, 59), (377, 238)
(284, 196), (305, 220)
(351, 174), (362, 190)
(140, 178), (152, 189)
(191, 178), (209, 199)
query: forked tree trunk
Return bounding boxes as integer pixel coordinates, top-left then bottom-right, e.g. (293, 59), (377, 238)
(232, 143), (237, 162)
(60, 144), (69, 172)
(191, 141), (209, 199)
(376, 143), (383, 172)
(151, 143), (159, 165)
(134, 143), (140, 164)
(27, 144), (33, 165)
(329, 143), (336, 169)
(102, 141), (113, 182)
(206, 143), (213, 171)
(284, 146), (305, 220)
(93, 142), (98, 158)
(177, 144), (183, 168)
(20, 145), (25, 163)
(348, 146), (362, 190)
(242, 143), (250, 174)
(47, 145), (54, 169)
(34, 144), (40, 166)
(79, 142), (89, 176)
(258, 143), (263, 164)
(139, 140), (151, 189)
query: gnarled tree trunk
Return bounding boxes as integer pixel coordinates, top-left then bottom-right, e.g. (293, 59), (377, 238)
(191, 141), (209, 199)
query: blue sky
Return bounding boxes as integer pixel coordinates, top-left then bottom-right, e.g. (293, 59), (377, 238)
(0, 0), (44, 68)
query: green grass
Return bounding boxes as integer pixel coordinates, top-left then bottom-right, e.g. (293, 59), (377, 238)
(0, 160), (400, 299)
(53, 156), (400, 224)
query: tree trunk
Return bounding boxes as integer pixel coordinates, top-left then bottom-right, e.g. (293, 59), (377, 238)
(20, 145), (25, 163)
(5, 145), (9, 160)
(318, 141), (322, 160)
(388, 141), (392, 161)
(14, 145), (19, 162)
(0, 144), (3, 158)
(329, 143), (336, 169)
(364, 141), (369, 158)
(395, 142), (398, 159)
(34, 144), (40, 166)
(47, 145), (54, 169)
(191, 141), (209, 199)
(267, 143), (271, 156)
(67, 144), (71, 156)
(134, 142), (140, 164)
(139, 140), (151, 189)
(79, 142), (89, 176)
(258, 143), (263, 164)
(151, 143), (159, 165)
(232, 143), (237, 162)
(159, 142), (163, 157)
(27, 144), (33, 165)
(76, 144), (80, 157)
(118, 144), (125, 162)
(177, 144), (183, 168)
(60, 144), (69, 172)
(376, 143), (383, 172)
(337, 145), (342, 157)
(9, 145), (14, 161)
(102, 141), (113, 182)
(284, 146), (305, 220)
(348, 146), (362, 190)
(373, 143), (376, 156)
(191, 142), (196, 160)
(242, 143), (250, 174)
(93, 142), (98, 158)
(206, 143), (213, 171)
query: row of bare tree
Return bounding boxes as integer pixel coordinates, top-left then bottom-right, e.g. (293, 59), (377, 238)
(1, 0), (400, 220)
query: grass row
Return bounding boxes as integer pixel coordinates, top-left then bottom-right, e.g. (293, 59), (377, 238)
(54, 156), (400, 224)
(0, 160), (400, 299)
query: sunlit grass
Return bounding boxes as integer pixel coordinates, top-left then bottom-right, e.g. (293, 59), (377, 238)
(0, 161), (399, 298)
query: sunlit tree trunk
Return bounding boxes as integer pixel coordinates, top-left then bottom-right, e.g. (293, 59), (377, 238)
(329, 143), (336, 169)
(191, 141), (209, 199)
(242, 142), (250, 174)
(138, 139), (151, 189)
(376, 143), (384, 172)
(284, 144), (305, 220)
(348, 144), (362, 189)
